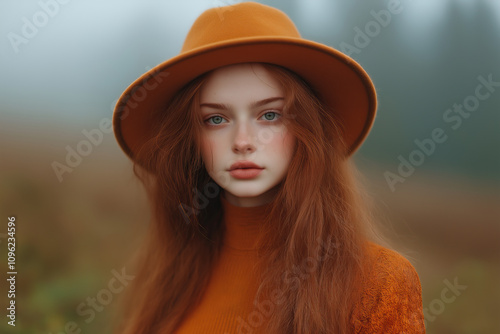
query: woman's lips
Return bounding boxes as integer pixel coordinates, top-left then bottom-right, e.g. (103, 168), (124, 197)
(229, 168), (263, 179)
(229, 161), (263, 170)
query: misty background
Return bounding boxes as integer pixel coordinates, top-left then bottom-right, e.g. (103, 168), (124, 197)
(0, 1), (499, 333)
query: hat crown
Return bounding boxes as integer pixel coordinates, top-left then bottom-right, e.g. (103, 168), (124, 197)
(113, 2), (377, 166)
(181, 2), (301, 53)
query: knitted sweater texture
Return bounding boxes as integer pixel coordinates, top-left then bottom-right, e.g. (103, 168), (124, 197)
(174, 195), (426, 333)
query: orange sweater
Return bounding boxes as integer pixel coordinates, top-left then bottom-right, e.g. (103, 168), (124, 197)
(174, 195), (426, 333)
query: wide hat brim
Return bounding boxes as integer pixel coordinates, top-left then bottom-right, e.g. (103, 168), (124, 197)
(113, 36), (377, 167)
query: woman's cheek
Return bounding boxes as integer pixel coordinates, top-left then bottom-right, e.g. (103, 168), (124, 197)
(269, 129), (295, 158)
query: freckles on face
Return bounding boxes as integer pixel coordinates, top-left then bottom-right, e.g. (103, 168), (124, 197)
(267, 128), (296, 169)
(197, 63), (296, 206)
(272, 131), (295, 156)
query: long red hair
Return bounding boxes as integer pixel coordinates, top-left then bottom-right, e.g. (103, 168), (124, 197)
(112, 63), (392, 333)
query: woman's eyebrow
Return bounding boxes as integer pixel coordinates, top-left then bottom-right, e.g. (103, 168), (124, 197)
(200, 97), (284, 110)
(252, 96), (284, 108)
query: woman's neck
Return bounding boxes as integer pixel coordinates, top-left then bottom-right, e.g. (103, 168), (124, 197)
(220, 193), (272, 252)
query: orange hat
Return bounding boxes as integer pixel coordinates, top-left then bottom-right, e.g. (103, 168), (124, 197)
(113, 1), (377, 164)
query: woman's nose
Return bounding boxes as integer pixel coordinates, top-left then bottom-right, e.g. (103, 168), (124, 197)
(232, 122), (257, 154)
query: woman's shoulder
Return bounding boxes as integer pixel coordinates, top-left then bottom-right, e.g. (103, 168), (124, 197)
(350, 241), (426, 333)
(364, 241), (421, 281)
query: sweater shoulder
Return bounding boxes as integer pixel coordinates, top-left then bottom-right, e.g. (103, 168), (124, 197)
(365, 241), (422, 288)
(351, 242), (426, 333)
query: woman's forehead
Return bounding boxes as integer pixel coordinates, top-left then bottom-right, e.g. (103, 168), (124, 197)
(199, 63), (283, 103)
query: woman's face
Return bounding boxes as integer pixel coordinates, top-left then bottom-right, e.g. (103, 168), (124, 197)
(198, 63), (296, 207)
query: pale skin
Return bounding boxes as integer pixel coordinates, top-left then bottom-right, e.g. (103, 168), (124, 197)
(199, 63), (296, 208)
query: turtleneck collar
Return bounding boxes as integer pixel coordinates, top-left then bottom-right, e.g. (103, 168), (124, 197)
(220, 193), (272, 252)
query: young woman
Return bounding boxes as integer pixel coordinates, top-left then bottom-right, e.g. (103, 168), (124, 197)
(112, 2), (425, 333)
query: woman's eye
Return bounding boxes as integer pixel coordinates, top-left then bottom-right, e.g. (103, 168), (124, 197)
(205, 112), (281, 126)
(261, 111), (281, 121)
(206, 116), (226, 125)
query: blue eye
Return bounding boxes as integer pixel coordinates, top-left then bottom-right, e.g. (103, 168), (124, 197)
(204, 111), (281, 126)
(206, 116), (226, 125)
(261, 111), (281, 121)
